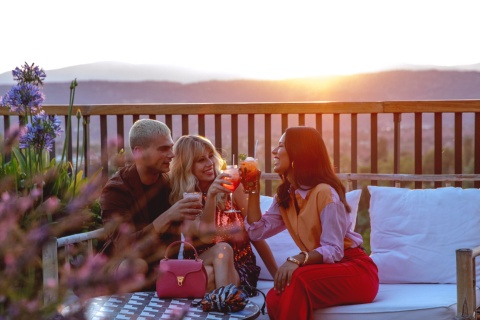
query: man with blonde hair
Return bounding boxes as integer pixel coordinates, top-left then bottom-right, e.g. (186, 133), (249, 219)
(100, 119), (203, 291)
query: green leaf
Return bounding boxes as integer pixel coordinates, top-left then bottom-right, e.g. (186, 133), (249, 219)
(12, 147), (27, 174)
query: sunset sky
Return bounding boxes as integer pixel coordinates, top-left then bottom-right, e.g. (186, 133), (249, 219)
(2, 0), (480, 80)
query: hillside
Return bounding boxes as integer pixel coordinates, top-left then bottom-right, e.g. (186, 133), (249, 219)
(2, 69), (480, 105)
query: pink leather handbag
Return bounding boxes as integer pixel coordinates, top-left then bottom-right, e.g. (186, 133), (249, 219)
(156, 240), (208, 298)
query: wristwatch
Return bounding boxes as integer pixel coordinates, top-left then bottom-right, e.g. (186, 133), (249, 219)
(286, 256), (301, 266)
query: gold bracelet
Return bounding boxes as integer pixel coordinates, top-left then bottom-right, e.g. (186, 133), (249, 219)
(299, 251), (309, 266)
(286, 256), (301, 266)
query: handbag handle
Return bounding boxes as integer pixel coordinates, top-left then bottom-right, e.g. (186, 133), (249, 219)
(164, 240), (200, 261)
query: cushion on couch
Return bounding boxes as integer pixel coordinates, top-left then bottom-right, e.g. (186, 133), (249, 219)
(368, 186), (480, 284)
(253, 189), (362, 280)
(251, 280), (479, 320)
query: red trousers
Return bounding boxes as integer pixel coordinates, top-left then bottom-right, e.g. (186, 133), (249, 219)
(266, 247), (379, 320)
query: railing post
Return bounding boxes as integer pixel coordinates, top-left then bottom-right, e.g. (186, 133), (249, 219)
(214, 114), (222, 152)
(333, 114), (340, 172)
(232, 114), (239, 161)
(434, 112), (443, 188)
(247, 114), (254, 158)
(100, 115), (108, 183)
(456, 248), (476, 320)
(346, 179), (353, 192)
(181, 114), (188, 135)
(414, 113), (423, 189)
(42, 237), (59, 305)
(3, 116), (11, 163)
(116, 114), (124, 153)
(83, 115), (90, 177)
(265, 114), (272, 196)
(454, 113), (463, 187)
(475, 113), (480, 188)
(370, 113), (378, 186)
(351, 113), (358, 190)
(393, 113), (401, 175)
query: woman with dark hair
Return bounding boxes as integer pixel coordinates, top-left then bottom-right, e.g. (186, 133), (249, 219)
(244, 126), (379, 319)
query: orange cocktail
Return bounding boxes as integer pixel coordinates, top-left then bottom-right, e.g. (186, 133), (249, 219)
(239, 157), (259, 193)
(221, 165), (241, 213)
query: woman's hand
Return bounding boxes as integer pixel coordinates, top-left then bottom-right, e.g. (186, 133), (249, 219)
(206, 173), (231, 197)
(273, 260), (298, 293)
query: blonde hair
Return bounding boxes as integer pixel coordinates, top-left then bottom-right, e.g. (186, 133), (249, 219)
(169, 135), (224, 204)
(129, 119), (171, 152)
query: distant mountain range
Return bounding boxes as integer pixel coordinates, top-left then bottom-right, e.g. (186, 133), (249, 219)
(1, 60), (480, 85)
(1, 62), (480, 103)
(2, 70), (480, 104)
(0, 61), (244, 85)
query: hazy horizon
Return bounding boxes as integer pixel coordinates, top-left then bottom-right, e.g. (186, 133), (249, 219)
(1, 60), (480, 86)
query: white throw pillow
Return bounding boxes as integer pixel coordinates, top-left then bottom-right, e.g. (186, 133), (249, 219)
(368, 186), (480, 284)
(253, 189), (362, 280)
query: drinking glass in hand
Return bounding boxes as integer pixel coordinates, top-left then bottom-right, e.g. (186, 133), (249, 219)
(183, 192), (203, 217)
(221, 165), (241, 213)
(239, 157), (259, 193)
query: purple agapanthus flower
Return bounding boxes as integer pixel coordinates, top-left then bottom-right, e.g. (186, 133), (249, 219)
(19, 111), (63, 151)
(12, 62), (46, 86)
(1, 83), (45, 114)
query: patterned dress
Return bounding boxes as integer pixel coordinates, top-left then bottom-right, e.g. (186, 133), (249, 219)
(184, 196), (261, 294)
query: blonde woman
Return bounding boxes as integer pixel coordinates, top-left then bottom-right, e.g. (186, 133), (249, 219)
(169, 135), (277, 294)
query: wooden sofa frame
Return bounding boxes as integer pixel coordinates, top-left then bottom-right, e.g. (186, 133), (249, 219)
(42, 173), (480, 319)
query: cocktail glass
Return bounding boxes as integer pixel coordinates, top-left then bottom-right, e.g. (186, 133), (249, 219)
(239, 157), (259, 193)
(221, 165), (241, 213)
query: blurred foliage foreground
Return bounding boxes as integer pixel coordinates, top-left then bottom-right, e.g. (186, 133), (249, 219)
(0, 63), (139, 319)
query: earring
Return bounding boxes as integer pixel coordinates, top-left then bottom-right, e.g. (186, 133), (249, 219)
(291, 161), (295, 168)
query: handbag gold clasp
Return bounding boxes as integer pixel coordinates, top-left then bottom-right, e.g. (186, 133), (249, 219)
(177, 276), (185, 286)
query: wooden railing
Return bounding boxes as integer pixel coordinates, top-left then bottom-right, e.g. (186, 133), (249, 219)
(2, 100), (480, 194)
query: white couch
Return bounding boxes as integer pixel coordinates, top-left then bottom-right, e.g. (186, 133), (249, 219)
(250, 186), (480, 320)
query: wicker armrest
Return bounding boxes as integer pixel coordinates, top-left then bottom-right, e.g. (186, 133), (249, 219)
(456, 246), (480, 319)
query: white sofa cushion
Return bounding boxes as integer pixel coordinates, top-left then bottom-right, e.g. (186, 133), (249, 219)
(253, 190), (362, 280)
(368, 186), (480, 284)
(250, 282), (479, 320)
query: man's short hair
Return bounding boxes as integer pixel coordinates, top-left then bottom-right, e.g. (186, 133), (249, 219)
(129, 119), (171, 151)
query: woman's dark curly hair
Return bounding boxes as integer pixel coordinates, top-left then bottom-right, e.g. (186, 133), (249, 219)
(276, 126), (350, 213)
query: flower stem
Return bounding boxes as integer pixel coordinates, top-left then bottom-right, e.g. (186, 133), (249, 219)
(60, 79), (77, 165)
(73, 110), (81, 196)
(80, 118), (86, 172)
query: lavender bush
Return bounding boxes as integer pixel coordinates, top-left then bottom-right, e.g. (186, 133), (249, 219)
(0, 63), (172, 320)
(0, 63), (109, 319)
